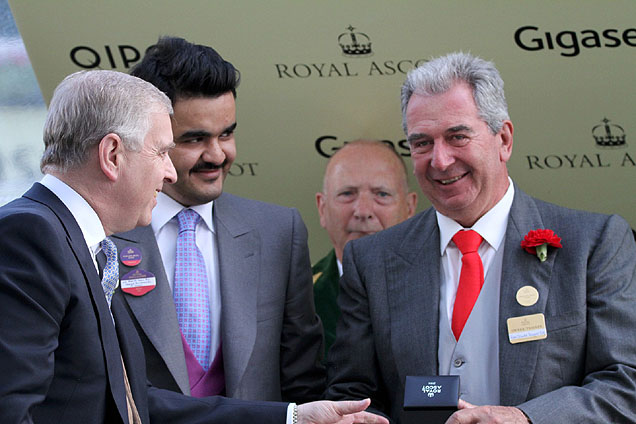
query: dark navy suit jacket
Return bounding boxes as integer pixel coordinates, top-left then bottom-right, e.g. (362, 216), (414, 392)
(0, 183), (287, 423)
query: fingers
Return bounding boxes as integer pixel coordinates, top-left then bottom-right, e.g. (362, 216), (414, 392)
(446, 405), (529, 424)
(332, 398), (372, 415)
(457, 399), (476, 409)
(348, 411), (389, 423)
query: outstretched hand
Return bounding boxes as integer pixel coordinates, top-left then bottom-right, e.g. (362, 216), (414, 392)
(444, 399), (530, 424)
(298, 398), (389, 424)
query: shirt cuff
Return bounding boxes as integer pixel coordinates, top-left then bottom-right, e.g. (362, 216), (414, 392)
(285, 403), (296, 424)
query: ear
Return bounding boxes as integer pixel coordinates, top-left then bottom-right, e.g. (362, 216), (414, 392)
(406, 191), (418, 218)
(98, 133), (124, 182)
(498, 120), (514, 162)
(316, 192), (327, 229)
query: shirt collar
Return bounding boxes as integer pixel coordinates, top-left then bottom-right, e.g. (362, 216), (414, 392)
(437, 177), (515, 255)
(40, 174), (106, 254)
(151, 191), (215, 234)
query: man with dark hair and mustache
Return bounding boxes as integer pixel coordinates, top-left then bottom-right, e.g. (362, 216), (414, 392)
(111, 36), (325, 405)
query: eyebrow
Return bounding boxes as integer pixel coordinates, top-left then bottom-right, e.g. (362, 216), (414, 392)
(175, 129), (211, 142)
(407, 132), (429, 143)
(175, 122), (237, 142)
(446, 125), (473, 134)
(225, 122), (238, 133)
(407, 124), (474, 143)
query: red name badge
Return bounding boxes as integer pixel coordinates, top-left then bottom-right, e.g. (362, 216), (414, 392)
(121, 269), (156, 296)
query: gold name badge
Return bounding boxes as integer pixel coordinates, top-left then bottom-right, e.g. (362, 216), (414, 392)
(507, 313), (547, 344)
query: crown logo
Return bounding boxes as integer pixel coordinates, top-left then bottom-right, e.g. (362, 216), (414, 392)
(592, 118), (627, 148)
(338, 25), (373, 57)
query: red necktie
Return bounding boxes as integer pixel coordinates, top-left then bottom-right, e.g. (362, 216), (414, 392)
(451, 230), (484, 341)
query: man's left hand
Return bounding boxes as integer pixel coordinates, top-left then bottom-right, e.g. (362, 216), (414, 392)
(445, 399), (530, 424)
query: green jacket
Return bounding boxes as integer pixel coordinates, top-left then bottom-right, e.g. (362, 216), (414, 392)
(312, 249), (340, 359)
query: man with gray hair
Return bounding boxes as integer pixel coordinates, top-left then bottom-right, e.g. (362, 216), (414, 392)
(0, 69), (388, 424)
(325, 52), (636, 423)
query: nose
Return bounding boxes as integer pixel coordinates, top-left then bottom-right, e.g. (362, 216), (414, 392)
(353, 193), (375, 220)
(202, 138), (226, 165)
(430, 141), (454, 171)
(163, 154), (177, 184)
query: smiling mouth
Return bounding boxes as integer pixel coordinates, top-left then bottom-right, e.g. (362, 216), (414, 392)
(438, 173), (467, 185)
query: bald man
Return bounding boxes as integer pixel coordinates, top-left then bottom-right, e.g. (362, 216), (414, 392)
(314, 140), (417, 356)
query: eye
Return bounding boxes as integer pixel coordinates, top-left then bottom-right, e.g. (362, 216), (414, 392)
(448, 134), (470, 146)
(220, 130), (235, 139)
(409, 139), (433, 153)
(335, 190), (356, 203)
(182, 136), (204, 144)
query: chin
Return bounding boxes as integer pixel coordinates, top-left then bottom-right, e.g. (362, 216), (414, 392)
(136, 214), (152, 228)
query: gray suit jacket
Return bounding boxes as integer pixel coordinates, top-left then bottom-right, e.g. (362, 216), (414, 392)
(325, 186), (636, 423)
(113, 192), (325, 403)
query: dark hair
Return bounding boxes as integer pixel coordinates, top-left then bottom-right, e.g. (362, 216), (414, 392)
(130, 36), (240, 102)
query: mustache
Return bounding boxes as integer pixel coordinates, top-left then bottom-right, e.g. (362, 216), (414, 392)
(190, 160), (227, 173)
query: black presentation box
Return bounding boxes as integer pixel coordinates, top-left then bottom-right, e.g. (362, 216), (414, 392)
(401, 375), (459, 424)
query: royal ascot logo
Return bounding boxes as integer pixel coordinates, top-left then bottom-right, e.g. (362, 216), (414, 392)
(526, 118), (634, 170)
(274, 25), (426, 79)
(421, 382), (442, 399)
(592, 118), (627, 149)
(338, 25), (373, 57)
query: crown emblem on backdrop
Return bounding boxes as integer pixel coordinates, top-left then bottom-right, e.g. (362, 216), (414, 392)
(592, 118), (627, 148)
(338, 25), (373, 57)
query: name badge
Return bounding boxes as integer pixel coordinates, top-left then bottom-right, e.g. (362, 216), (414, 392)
(121, 269), (156, 296)
(507, 313), (547, 344)
(120, 246), (142, 267)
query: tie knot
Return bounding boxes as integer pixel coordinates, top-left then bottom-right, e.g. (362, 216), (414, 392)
(100, 237), (117, 262)
(177, 209), (201, 233)
(452, 230), (483, 254)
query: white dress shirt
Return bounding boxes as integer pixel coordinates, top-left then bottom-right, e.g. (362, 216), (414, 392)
(40, 174), (106, 272)
(437, 177), (515, 329)
(151, 192), (222, 365)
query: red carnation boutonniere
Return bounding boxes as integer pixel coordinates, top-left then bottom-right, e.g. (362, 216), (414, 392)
(521, 229), (562, 262)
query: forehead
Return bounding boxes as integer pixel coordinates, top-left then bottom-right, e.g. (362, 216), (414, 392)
(171, 94), (236, 130)
(144, 111), (173, 149)
(405, 83), (481, 133)
(326, 145), (404, 189)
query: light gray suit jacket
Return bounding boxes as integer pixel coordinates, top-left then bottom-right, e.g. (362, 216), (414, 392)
(113, 192), (325, 403)
(325, 186), (636, 423)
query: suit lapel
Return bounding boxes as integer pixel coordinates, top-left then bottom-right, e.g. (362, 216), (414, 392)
(386, 209), (441, 383)
(498, 187), (557, 405)
(112, 226), (190, 395)
(24, 183), (129, 422)
(214, 195), (259, 396)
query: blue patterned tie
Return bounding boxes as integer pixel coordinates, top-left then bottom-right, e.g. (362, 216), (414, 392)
(101, 237), (142, 422)
(100, 237), (119, 308)
(173, 209), (211, 371)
